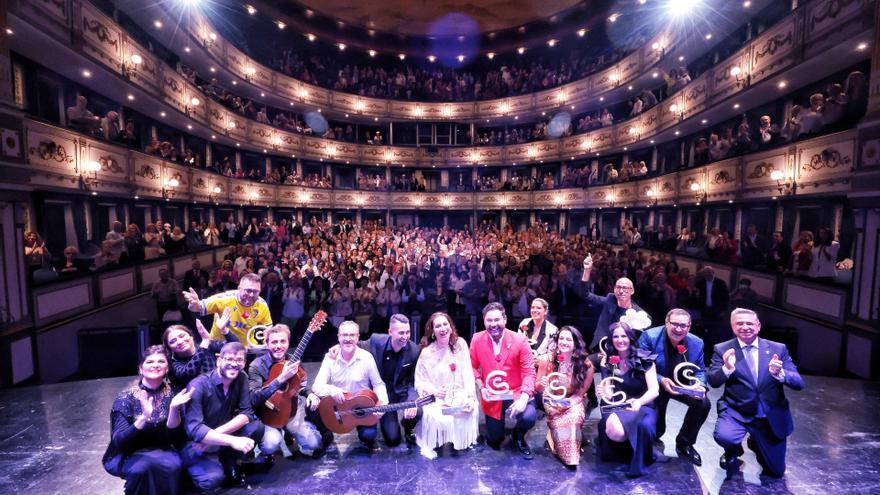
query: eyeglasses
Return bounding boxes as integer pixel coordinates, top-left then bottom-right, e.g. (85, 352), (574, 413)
(668, 322), (690, 329)
(220, 356), (246, 364)
(614, 286), (633, 292)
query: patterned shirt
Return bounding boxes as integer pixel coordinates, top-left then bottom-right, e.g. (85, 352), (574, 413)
(199, 290), (272, 346)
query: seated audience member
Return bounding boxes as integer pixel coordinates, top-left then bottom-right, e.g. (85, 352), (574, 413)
(163, 310), (236, 389)
(305, 321), (389, 451)
(55, 245), (89, 275)
(182, 342), (265, 490)
(67, 95), (98, 129)
(535, 326), (594, 469)
(595, 322), (661, 478)
(766, 231), (793, 273)
(24, 230), (50, 278)
(93, 240), (121, 270)
(798, 94), (824, 135)
(757, 115), (780, 146)
(102, 345), (192, 495)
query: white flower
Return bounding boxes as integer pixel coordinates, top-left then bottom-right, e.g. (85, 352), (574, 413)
(620, 309), (652, 331)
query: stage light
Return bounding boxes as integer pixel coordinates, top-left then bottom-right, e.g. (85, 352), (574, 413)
(398, 53), (406, 60)
(517, 47), (526, 55)
(487, 52), (496, 60)
(338, 43), (346, 51)
(369, 50), (377, 57)
(667, 0), (703, 16)
(857, 42), (868, 51)
(276, 21), (286, 30)
(457, 54), (465, 62)
(307, 33), (316, 42)
(743, 1), (751, 7)
(547, 39), (557, 47)
(577, 28), (587, 37)
(608, 13), (620, 23)
(5, 28), (12, 35)
(127, 94), (134, 101)
(153, 20), (163, 29)
(778, 81), (787, 89)
(82, 69), (91, 78)
(245, 5), (256, 15)
(427, 55), (436, 62)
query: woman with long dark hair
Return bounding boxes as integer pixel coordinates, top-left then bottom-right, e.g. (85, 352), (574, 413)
(102, 345), (192, 494)
(535, 326), (594, 468)
(162, 310), (235, 389)
(595, 322), (660, 477)
(414, 312), (478, 459)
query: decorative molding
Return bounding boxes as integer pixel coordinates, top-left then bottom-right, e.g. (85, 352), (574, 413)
(28, 141), (72, 164)
(97, 155), (123, 174)
(82, 18), (118, 48)
(753, 32), (793, 62)
(711, 170), (735, 184)
(747, 161), (778, 179)
(135, 164), (159, 180)
(802, 148), (852, 172)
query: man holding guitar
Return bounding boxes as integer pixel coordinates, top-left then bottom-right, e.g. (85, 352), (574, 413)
(306, 321), (389, 451)
(248, 324), (323, 462)
(327, 314), (422, 448)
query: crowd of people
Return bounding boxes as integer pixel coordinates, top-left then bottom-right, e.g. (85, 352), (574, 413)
(101, 215), (806, 493)
(270, 28), (651, 102)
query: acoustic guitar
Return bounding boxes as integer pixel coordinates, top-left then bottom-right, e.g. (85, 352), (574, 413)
(318, 390), (435, 434)
(260, 310), (327, 429)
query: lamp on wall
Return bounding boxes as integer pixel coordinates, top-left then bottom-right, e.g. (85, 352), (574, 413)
(244, 66), (257, 82)
(209, 185), (222, 204)
(730, 65), (750, 88)
(162, 177), (179, 200)
(203, 31), (217, 49)
(186, 96), (201, 115)
(770, 170), (796, 196)
(646, 188), (658, 206)
(690, 182), (706, 205)
(77, 160), (102, 193)
(123, 53), (143, 79)
(248, 191), (258, 206)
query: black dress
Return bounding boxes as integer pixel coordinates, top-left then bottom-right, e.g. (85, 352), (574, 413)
(596, 352), (658, 477)
(103, 381), (185, 495)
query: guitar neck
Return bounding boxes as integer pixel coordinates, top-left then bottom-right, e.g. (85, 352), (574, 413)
(356, 400), (420, 415)
(290, 331), (313, 362)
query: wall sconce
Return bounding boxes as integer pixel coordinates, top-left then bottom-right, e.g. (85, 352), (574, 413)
(203, 31), (217, 48)
(646, 188), (658, 206)
(730, 65), (750, 87)
(244, 66), (257, 82)
(298, 88), (309, 100)
(77, 160), (102, 192)
(413, 106), (424, 118)
(690, 182), (706, 204)
(628, 126), (640, 140)
(770, 170), (796, 196)
(163, 177), (179, 200)
(527, 147), (537, 159)
(555, 92), (566, 105)
(248, 191), (258, 206)
(226, 120), (236, 135)
(272, 136), (283, 151)
(500, 103), (510, 115)
(442, 106), (452, 117)
(123, 53), (142, 79)
(209, 185), (222, 204)
(669, 103), (683, 120)
(651, 41), (664, 56)
(186, 96), (200, 115)
(355, 100), (365, 113)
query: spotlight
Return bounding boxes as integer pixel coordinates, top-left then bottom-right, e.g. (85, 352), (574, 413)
(517, 47), (526, 55)
(457, 54), (465, 62)
(577, 28), (587, 37)
(307, 33), (316, 42)
(487, 52), (496, 60)
(245, 5), (256, 15)
(427, 55), (436, 62)
(276, 21), (286, 30)
(369, 50), (377, 57)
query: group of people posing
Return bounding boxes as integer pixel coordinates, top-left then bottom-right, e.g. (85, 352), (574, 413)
(104, 254), (804, 494)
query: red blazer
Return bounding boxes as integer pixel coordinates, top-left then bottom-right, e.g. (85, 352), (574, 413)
(470, 329), (536, 420)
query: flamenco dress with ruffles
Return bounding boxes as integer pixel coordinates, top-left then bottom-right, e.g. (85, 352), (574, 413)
(596, 350), (658, 477)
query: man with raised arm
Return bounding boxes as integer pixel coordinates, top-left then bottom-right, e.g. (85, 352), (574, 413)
(182, 273), (272, 347)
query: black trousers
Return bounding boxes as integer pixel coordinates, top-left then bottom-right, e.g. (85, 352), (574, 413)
(484, 399), (537, 446)
(306, 404), (379, 446)
(379, 392), (422, 446)
(120, 449), (182, 495)
(654, 390), (711, 447)
(180, 420), (264, 493)
(714, 413), (787, 478)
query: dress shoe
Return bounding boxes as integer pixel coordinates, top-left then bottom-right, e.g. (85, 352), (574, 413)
(513, 430), (533, 460)
(404, 430), (417, 448)
(719, 453), (743, 471)
(223, 465), (247, 489)
(676, 444), (703, 466)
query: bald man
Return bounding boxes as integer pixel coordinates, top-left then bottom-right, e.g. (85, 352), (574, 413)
(580, 254), (646, 349)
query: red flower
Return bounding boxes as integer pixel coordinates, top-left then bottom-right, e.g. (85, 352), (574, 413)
(556, 354), (565, 363)
(677, 345), (687, 355)
(241, 311), (250, 319)
(519, 324), (528, 333)
(609, 355), (620, 365)
(449, 363), (457, 372)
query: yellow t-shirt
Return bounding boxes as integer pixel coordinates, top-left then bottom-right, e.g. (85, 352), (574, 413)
(201, 290), (272, 347)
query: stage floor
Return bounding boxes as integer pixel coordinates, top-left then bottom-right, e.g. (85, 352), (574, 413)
(1, 366), (878, 495)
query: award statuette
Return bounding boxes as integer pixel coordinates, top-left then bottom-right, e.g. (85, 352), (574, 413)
(246, 324), (270, 351)
(441, 384), (467, 415)
(598, 376), (631, 413)
(480, 370), (516, 402)
(543, 372), (572, 407)
(671, 362), (707, 400)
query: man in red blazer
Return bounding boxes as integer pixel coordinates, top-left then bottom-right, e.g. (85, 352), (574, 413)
(471, 302), (537, 459)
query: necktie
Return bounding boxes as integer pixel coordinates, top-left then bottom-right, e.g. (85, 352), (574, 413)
(744, 345), (757, 382)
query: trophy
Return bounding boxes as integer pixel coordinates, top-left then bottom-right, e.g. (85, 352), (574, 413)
(480, 370), (515, 402)
(670, 362), (707, 400)
(543, 372), (572, 407)
(246, 324), (269, 351)
(598, 376), (631, 413)
(441, 383), (467, 415)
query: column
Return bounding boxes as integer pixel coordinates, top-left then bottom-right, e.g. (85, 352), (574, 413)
(775, 205), (784, 232)
(500, 209), (508, 226)
(356, 209), (362, 224)
(440, 170), (449, 189)
(443, 213), (448, 227)
(650, 147), (658, 173)
(205, 143), (212, 169)
(265, 157), (272, 178)
(235, 151), (242, 173)
(296, 159), (303, 176)
(675, 208), (683, 232)
(559, 211), (567, 233)
(734, 207), (743, 243)
(866, 1), (880, 119)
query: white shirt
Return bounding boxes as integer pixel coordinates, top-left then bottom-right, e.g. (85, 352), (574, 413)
(491, 333), (505, 356)
(312, 347), (389, 404)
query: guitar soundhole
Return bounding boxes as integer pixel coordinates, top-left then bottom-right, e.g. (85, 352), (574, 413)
(353, 409), (367, 417)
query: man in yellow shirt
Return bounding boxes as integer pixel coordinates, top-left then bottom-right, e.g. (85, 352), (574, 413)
(183, 273), (272, 347)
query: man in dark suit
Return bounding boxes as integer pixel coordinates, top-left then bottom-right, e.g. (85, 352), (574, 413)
(765, 231), (793, 273)
(695, 266), (729, 321)
(638, 309), (711, 466)
(740, 224), (767, 268)
(356, 314), (422, 447)
(580, 254), (648, 349)
(709, 308), (804, 478)
(261, 272), (285, 323)
(183, 260), (210, 292)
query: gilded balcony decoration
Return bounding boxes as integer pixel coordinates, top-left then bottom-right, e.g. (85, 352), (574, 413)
(29, 141), (73, 165)
(135, 164), (159, 180)
(807, 0), (864, 37)
(802, 148), (852, 172)
(661, 181), (674, 193)
(747, 161), (780, 179)
(711, 170), (736, 185)
(80, 10), (121, 68)
(96, 155), (124, 174)
(194, 178), (207, 190)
